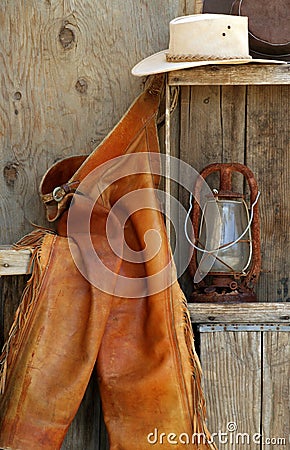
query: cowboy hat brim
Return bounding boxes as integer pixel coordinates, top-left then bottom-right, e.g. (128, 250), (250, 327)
(132, 49), (286, 77)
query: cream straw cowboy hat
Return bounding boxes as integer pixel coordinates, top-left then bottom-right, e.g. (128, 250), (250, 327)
(132, 14), (285, 76)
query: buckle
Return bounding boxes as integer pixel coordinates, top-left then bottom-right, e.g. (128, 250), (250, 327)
(52, 186), (65, 202)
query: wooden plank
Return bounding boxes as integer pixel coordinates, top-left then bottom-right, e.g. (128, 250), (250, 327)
(0, 247), (31, 275)
(0, 275), (28, 347)
(62, 377), (109, 450)
(246, 85), (290, 303)
(0, 0), (184, 243)
(168, 64), (290, 86)
(189, 303), (290, 323)
(180, 85), (223, 172)
(177, 83), (246, 295)
(174, 77), (289, 306)
(262, 332), (290, 448)
(193, 0), (204, 14)
(176, 86), (193, 297)
(178, 83), (223, 225)
(199, 324), (290, 332)
(200, 331), (262, 449)
(178, 84), (246, 189)
(221, 86), (246, 165)
(178, 84), (223, 297)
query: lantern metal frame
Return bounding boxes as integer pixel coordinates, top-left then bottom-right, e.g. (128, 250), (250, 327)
(189, 163), (261, 303)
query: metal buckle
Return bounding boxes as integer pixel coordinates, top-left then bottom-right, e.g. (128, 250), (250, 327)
(52, 186), (65, 202)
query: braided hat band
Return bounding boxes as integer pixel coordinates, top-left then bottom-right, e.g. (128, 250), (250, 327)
(166, 53), (250, 62)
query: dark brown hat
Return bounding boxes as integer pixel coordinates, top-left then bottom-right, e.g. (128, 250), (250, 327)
(203, 0), (290, 61)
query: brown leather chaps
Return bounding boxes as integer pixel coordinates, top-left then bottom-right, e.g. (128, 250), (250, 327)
(0, 76), (216, 449)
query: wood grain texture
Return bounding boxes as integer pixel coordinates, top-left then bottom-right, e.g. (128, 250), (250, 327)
(62, 376), (109, 450)
(193, 0), (204, 14)
(200, 331), (262, 449)
(0, 0), (185, 243)
(0, 275), (28, 348)
(220, 86), (246, 165)
(189, 303), (290, 324)
(262, 332), (290, 448)
(199, 329), (290, 449)
(177, 83), (246, 296)
(178, 84), (246, 197)
(246, 85), (290, 302)
(176, 75), (289, 304)
(168, 64), (290, 86)
(0, 247), (31, 275)
(179, 84), (223, 173)
(178, 83), (223, 289)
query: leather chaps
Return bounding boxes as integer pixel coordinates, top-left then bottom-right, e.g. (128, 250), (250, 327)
(0, 75), (216, 449)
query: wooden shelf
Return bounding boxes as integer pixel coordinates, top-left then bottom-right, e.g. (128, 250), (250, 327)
(188, 302), (290, 324)
(1, 246), (289, 325)
(168, 63), (290, 85)
(0, 247), (31, 275)
(165, 62), (290, 308)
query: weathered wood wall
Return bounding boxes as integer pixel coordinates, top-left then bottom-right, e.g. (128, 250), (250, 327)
(0, 1), (194, 448)
(200, 328), (290, 449)
(174, 0), (290, 306)
(189, 304), (290, 449)
(178, 83), (290, 302)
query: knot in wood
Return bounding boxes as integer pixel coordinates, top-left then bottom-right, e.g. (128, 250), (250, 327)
(3, 162), (19, 186)
(59, 26), (75, 49)
(75, 78), (88, 94)
(14, 91), (22, 101)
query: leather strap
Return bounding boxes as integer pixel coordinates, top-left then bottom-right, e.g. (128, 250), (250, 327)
(42, 181), (80, 204)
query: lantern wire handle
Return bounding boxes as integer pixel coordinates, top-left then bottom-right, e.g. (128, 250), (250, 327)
(184, 191), (260, 254)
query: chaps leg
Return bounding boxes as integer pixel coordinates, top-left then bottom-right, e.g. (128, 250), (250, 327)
(91, 144), (216, 449)
(0, 231), (113, 449)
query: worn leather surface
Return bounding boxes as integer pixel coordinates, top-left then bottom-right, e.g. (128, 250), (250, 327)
(0, 224), (118, 448)
(204, 0), (290, 60)
(0, 75), (216, 449)
(231, 0), (290, 60)
(203, 0), (234, 14)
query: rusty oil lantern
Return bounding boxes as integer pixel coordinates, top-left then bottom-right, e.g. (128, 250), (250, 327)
(187, 163), (261, 303)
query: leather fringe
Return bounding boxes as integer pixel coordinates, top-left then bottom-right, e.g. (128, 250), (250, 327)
(182, 296), (218, 449)
(0, 229), (53, 394)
